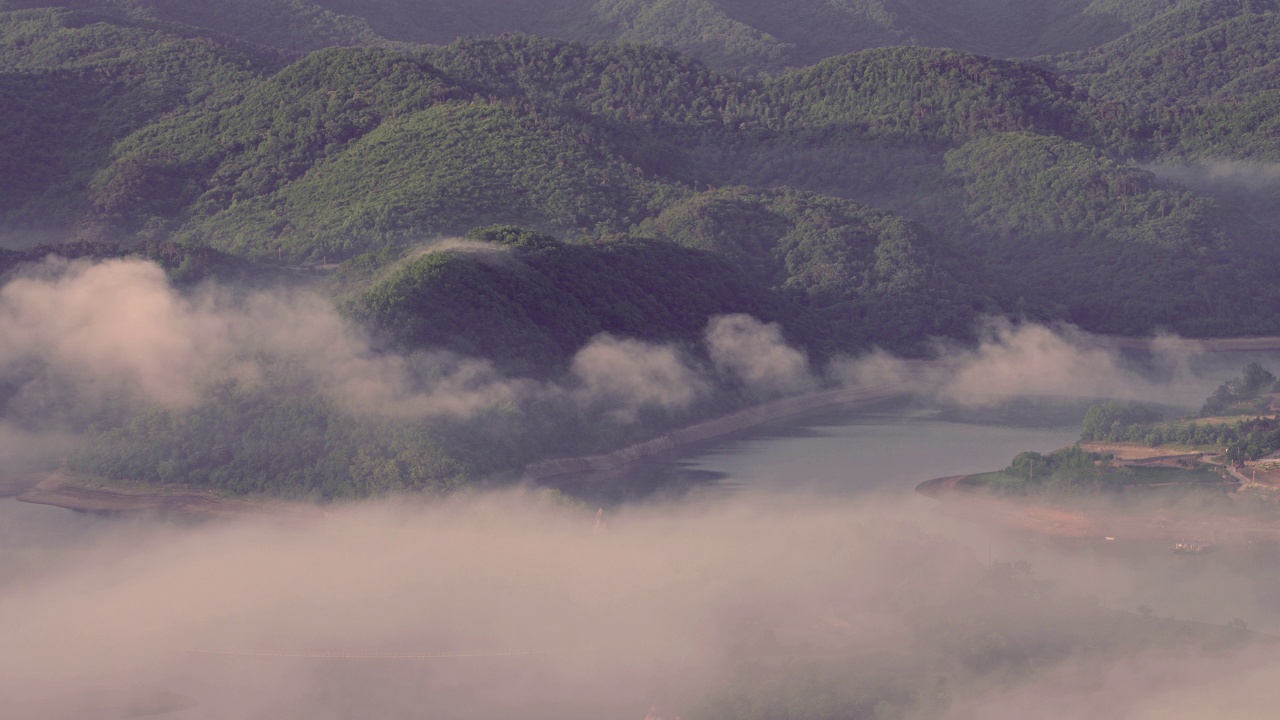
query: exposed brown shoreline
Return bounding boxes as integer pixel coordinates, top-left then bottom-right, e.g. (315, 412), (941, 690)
(16, 470), (329, 519)
(913, 474), (971, 498)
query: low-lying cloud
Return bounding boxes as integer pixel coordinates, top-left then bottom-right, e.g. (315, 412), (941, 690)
(928, 318), (1228, 409)
(0, 259), (697, 429)
(1, 492), (1276, 720)
(0, 260), (843, 448)
(935, 320), (1141, 406)
(570, 334), (708, 421)
(0, 258), (536, 426)
(0, 258), (222, 407)
(706, 314), (815, 395)
(1145, 159), (1280, 190)
(1, 257), (1263, 493)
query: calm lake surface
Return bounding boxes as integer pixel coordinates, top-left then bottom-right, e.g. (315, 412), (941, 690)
(549, 401), (1083, 505)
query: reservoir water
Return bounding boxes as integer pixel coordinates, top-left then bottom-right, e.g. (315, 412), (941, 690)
(549, 401), (1083, 505)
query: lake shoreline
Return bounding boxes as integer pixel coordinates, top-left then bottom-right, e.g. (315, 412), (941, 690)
(16, 469), (331, 519)
(20, 333), (1280, 517)
(16, 380), (922, 516)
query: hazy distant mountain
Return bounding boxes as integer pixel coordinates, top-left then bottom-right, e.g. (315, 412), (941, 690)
(0, 0), (1189, 72)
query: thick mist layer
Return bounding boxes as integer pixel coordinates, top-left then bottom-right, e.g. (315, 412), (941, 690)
(2, 492), (1275, 720)
(706, 314), (815, 395)
(931, 319), (1220, 408)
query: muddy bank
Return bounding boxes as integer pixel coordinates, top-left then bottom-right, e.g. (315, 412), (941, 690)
(913, 475), (970, 498)
(524, 382), (917, 480)
(17, 470), (328, 519)
(915, 475), (1096, 541)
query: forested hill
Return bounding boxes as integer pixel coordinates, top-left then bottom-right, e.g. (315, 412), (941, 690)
(1046, 0), (1280, 160)
(3, 0), (1280, 498)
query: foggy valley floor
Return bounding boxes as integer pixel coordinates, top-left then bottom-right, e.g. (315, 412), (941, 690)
(7, 370), (1280, 719)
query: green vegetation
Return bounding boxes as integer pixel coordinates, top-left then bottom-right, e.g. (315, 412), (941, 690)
(67, 373), (480, 499)
(345, 226), (803, 375)
(635, 187), (993, 353)
(175, 98), (674, 259)
(1201, 361), (1280, 415)
(962, 364), (1280, 497)
(8, 13), (1280, 715)
(972, 445), (1105, 495)
(942, 132), (1280, 334)
(92, 45), (467, 245)
(60, 330), (738, 500)
(1048, 0), (1280, 159)
(1080, 364), (1280, 464)
(768, 48), (1088, 145)
(964, 444), (1222, 497)
(0, 8), (287, 234)
(1081, 400), (1165, 441)
(1, 0), (1168, 73)
(6, 3), (1280, 339)
(0, 238), (257, 284)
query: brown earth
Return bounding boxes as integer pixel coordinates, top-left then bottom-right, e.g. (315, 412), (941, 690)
(1079, 442), (1206, 460)
(1240, 464), (1280, 488)
(17, 470), (329, 519)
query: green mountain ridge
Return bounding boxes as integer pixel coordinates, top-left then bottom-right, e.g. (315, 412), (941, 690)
(0, 8), (290, 238)
(4, 3), (1279, 339)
